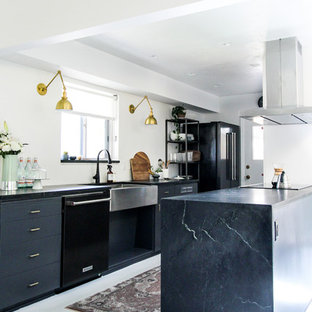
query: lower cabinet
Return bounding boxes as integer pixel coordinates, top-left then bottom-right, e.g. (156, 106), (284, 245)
(0, 263), (60, 309)
(0, 183), (197, 311)
(154, 182), (198, 252)
(0, 197), (61, 311)
(109, 205), (154, 269)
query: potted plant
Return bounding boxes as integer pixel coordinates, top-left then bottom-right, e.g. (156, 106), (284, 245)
(171, 106), (186, 119)
(170, 106), (186, 141)
(0, 121), (24, 190)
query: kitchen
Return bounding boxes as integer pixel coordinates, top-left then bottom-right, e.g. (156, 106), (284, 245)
(1, 0), (312, 311)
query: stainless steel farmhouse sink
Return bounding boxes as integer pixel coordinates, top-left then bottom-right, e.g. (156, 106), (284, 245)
(109, 184), (158, 212)
(82, 183), (158, 211)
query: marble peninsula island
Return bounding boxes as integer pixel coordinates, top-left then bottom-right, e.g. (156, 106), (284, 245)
(161, 187), (312, 312)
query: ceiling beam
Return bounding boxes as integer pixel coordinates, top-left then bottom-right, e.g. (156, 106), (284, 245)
(0, 0), (247, 55)
(11, 41), (220, 112)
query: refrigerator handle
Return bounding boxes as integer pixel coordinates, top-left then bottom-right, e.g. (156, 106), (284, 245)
(226, 132), (233, 180)
(226, 133), (231, 180)
(232, 132), (237, 181)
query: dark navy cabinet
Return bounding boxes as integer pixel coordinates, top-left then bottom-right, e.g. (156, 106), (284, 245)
(0, 197), (61, 311)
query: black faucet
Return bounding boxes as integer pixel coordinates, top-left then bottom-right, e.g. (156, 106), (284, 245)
(93, 149), (112, 184)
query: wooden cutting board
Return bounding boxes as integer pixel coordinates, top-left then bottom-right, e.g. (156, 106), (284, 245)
(130, 152), (151, 181)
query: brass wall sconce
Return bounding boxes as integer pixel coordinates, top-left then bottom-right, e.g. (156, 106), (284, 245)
(129, 95), (157, 125)
(37, 70), (73, 110)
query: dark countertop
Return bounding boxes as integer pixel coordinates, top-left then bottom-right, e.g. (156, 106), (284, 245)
(0, 179), (198, 201)
(164, 186), (312, 206)
(0, 184), (111, 201)
(119, 179), (198, 185)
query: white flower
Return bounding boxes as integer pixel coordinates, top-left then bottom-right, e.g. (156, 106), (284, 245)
(0, 122), (23, 156)
(10, 141), (21, 151)
(2, 144), (11, 152)
(1, 137), (9, 144)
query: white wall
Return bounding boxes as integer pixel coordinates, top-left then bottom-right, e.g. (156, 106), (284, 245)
(1, 60), (206, 185)
(263, 125), (312, 185)
(197, 93), (261, 125)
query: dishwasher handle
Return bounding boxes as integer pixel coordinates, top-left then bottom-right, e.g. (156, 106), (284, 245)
(66, 197), (111, 206)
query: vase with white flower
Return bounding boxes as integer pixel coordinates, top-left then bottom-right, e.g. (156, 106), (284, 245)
(0, 121), (23, 190)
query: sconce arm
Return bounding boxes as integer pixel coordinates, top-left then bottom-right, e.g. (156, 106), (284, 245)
(144, 96), (154, 114)
(129, 95), (153, 114)
(46, 70), (66, 90)
(133, 96), (147, 111)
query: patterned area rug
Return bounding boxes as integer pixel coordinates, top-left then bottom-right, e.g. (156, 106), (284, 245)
(67, 267), (160, 312)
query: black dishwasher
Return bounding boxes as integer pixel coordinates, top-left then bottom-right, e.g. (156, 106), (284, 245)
(61, 190), (110, 289)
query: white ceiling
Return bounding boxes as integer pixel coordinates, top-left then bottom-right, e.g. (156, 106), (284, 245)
(79, 0), (312, 96)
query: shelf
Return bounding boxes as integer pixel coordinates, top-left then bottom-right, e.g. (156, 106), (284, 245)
(61, 159), (120, 163)
(170, 161), (200, 164)
(165, 118), (200, 180)
(167, 140), (199, 144)
(109, 248), (153, 267)
(166, 118), (199, 124)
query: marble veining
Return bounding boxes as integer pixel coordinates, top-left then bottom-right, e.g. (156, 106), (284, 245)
(220, 217), (272, 267)
(235, 296), (272, 311)
(201, 229), (217, 242)
(181, 200), (198, 240)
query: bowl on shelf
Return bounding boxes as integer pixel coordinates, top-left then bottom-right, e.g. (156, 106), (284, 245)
(187, 134), (195, 141)
(69, 156), (77, 160)
(169, 132), (186, 141)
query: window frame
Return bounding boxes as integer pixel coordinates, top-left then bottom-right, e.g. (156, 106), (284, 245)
(60, 82), (119, 162)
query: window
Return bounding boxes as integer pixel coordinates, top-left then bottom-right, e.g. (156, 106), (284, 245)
(252, 125), (264, 160)
(61, 83), (118, 160)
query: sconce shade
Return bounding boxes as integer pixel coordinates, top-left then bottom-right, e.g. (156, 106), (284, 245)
(36, 70), (73, 111)
(56, 91), (73, 110)
(145, 113), (157, 125)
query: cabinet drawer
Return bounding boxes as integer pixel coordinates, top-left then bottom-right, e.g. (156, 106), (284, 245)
(175, 183), (198, 195)
(0, 235), (61, 278)
(1, 197), (61, 222)
(1, 214), (61, 247)
(0, 263), (60, 310)
(158, 185), (176, 202)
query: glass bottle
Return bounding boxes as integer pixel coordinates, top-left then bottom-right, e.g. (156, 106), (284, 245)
(272, 168), (283, 189)
(32, 157), (40, 169)
(107, 165), (114, 183)
(25, 157), (33, 188)
(17, 157), (26, 188)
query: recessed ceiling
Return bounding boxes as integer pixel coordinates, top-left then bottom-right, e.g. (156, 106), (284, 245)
(79, 0), (312, 97)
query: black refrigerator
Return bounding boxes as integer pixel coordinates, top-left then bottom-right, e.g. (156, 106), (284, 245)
(198, 122), (240, 192)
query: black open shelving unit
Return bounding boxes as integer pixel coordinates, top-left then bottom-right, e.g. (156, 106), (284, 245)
(165, 118), (200, 180)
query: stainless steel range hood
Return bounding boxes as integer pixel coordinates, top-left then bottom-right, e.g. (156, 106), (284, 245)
(241, 37), (312, 125)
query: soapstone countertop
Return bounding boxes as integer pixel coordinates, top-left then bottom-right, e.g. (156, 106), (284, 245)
(163, 186), (312, 207)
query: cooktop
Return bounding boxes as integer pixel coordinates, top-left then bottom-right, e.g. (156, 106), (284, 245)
(240, 183), (312, 190)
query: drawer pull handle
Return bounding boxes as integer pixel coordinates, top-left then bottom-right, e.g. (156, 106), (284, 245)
(28, 282), (39, 288)
(30, 210), (41, 214)
(29, 227), (40, 232)
(181, 187), (193, 194)
(29, 253), (40, 258)
(164, 191), (170, 194)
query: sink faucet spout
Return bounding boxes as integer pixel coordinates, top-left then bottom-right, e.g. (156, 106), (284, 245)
(93, 149), (112, 184)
